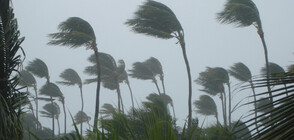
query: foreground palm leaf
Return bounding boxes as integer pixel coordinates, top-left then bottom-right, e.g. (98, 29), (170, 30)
(48, 17), (102, 130)
(126, 0), (193, 127)
(243, 71), (294, 139)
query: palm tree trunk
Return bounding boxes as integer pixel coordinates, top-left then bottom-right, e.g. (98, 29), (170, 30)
(178, 33), (192, 128)
(227, 83), (232, 127)
(79, 86), (84, 136)
(160, 75), (166, 95)
(223, 92), (227, 127)
(283, 84), (289, 97)
(50, 96), (55, 138)
(215, 111), (220, 125)
(249, 80), (260, 134)
(62, 99), (66, 134)
(257, 28), (273, 107)
(220, 93), (227, 127)
(93, 48), (101, 131)
(33, 85), (39, 129)
(126, 80), (135, 110)
(152, 78), (161, 94)
(57, 118), (60, 136)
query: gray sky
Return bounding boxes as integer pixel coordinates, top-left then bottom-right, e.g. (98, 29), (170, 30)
(14, 0), (294, 133)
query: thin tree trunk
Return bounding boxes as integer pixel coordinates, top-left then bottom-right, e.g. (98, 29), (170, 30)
(160, 75), (166, 95)
(33, 85), (39, 129)
(93, 48), (101, 131)
(223, 91), (227, 127)
(126, 80), (135, 110)
(57, 118), (60, 136)
(50, 96), (55, 138)
(62, 99), (66, 134)
(79, 86), (84, 136)
(171, 104), (176, 120)
(220, 93), (227, 127)
(283, 84), (289, 97)
(152, 78), (161, 94)
(228, 83), (232, 127)
(249, 80), (260, 134)
(215, 111), (220, 125)
(178, 33), (192, 128)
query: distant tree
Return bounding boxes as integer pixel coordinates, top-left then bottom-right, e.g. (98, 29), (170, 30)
(26, 58), (50, 83)
(74, 111), (91, 135)
(100, 103), (116, 119)
(84, 53), (127, 113)
(196, 67), (230, 126)
(40, 102), (60, 137)
(39, 82), (63, 137)
(217, 0), (272, 106)
(57, 68), (83, 134)
(228, 62), (259, 133)
(48, 17), (102, 130)
(126, 0), (193, 127)
(19, 70), (41, 128)
(194, 95), (219, 124)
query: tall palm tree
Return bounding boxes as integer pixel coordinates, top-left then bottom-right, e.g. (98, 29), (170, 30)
(129, 61), (161, 94)
(194, 95), (219, 124)
(48, 17), (102, 130)
(217, 0), (272, 107)
(196, 67), (230, 126)
(19, 70), (40, 129)
(84, 53), (126, 113)
(125, 0), (193, 127)
(39, 82), (63, 137)
(40, 102), (60, 137)
(144, 57), (166, 94)
(57, 68), (83, 134)
(228, 62), (259, 133)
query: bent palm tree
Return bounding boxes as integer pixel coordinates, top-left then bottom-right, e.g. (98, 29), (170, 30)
(48, 17), (101, 130)
(19, 70), (40, 129)
(194, 95), (219, 124)
(40, 102), (60, 137)
(57, 68), (83, 134)
(228, 62), (259, 133)
(217, 0), (272, 107)
(84, 53), (126, 113)
(126, 0), (193, 127)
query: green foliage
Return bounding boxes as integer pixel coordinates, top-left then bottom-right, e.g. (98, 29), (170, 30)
(19, 70), (37, 87)
(39, 82), (63, 98)
(57, 68), (82, 87)
(217, 0), (261, 27)
(48, 17), (96, 48)
(40, 102), (60, 118)
(74, 111), (91, 125)
(194, 95), (217, 116)
(228, 62), (252, 82)
(261, 62), (285, 79)
(26, 58), (50, 80)
(125, 0), (183, 39)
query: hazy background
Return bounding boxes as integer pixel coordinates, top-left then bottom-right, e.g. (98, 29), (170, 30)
(14, 0), (294, 133)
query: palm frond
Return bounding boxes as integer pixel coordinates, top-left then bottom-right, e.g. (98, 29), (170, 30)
(39, 82), (63, 98)
(125, 0), (182, 39)
(18, 70), (36, 87)
(261, 62), (285, 79)
(144, 57), (163, 75)
(194, 95), (217, 116)
(48, 17), (96, 48)
(129, 62), (155, 80)
(26, 58), (49, 80)
(57, 68), (82, 87)
(228, 62), (251, 82)
(217, 0), (261, 27)
(74, 111), (91, 124)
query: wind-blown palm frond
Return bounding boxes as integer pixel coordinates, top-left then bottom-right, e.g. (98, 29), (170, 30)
(40, 102), (60, 119)
(228, 62), (252, 82)
(194, 95), (217, 116)
(217, 0), (261, 27)
(243, 71), (294, 139)
(18, 70), (36, 87)
(125, 0), (182, 39)
(57, 68), (82, 87)
(26, 58), (49, 80)
(129, 62), (155, 80)
(39, 82), (63, 98)
(48, 17), (96, 48)
(74, 111), (91, 124)
(261, 62), (285, 79)
(100, 103), (116, 118)
(144, 57), (163, 75)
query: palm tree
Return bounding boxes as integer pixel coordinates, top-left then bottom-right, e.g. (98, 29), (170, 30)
(100, 103), (116, 119)
(26, 58), (50, 83)
(129, 61), (161, 94)
(196, 67), (230, 126)
(39, 82), (63, 137)
(40, 102), (60, 137)
(217, 0), (272, 107)
(228, 62), (259, 133)
(48, 17), (102, 130)
(125, 0), (193, 127)
(194, 95), (219, 124)
(84, 53), (127, 113)
(144, 57), (166, 94)
(57, 68), (83, 134)
(19, 70), (41, 129)
(74, 111), (91, 132)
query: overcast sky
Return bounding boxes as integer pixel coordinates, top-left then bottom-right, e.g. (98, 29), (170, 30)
(14, 0), (294, 133)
